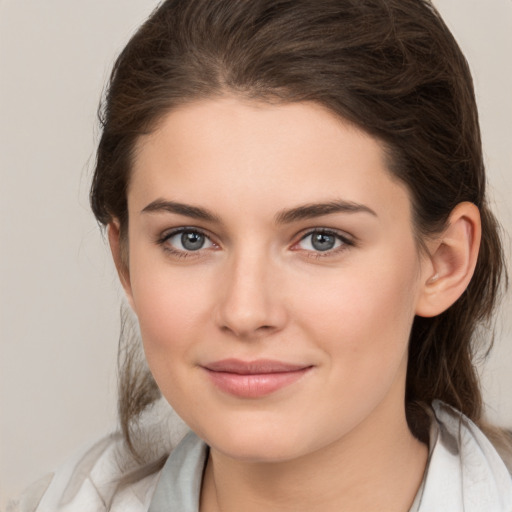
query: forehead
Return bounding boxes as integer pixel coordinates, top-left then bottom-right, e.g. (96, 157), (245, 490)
(129, 97), (412, 225)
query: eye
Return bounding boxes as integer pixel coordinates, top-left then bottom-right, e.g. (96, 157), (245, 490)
(162, 229), (214, 252)
(296, 230), (350, 253)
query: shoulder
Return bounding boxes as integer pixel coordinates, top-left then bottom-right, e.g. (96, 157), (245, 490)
(419, 400), (512, 511)
(7, 434), (161, 512)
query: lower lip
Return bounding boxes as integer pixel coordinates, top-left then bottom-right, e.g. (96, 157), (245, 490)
(204, 368), (312, 398)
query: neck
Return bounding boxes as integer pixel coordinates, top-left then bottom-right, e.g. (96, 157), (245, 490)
(200, 397), (428, 512)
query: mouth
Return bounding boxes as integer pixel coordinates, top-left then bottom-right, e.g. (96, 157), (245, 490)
(202, 359), (313, 398)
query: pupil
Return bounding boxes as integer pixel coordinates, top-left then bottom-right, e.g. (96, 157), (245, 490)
(181, 232), (204, 251)
(312, 233), (335, 251)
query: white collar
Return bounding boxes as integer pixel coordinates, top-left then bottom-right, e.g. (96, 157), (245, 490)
(415, 400), (512, 511)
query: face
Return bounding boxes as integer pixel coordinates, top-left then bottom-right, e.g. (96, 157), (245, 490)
(119, 97), (431, 463)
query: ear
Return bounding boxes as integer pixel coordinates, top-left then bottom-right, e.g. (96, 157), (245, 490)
(107, 220), (135, 309)
(415, 202), (481, 318)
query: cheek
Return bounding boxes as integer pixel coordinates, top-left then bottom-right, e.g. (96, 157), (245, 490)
(290, 262), (419, 428)
(129, 267), (212, 411)
(128, 255), (212, 361)
(291, 248), (420, 363)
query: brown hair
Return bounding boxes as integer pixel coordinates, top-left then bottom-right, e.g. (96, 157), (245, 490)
(90, 0), (508, 460)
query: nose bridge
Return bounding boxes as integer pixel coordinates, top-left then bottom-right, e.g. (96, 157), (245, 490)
(216, 243), (283, 337)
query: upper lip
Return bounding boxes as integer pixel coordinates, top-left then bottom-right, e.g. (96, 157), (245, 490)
(203, 359), (311, 374)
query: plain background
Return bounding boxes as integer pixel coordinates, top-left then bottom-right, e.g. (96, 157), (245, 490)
(1, 0), (511, 507)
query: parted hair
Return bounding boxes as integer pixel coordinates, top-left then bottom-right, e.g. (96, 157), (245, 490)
(90, 0), (508, 464)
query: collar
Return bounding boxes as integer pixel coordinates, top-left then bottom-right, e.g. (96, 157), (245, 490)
(415, 400), (512, 511)
(148, 431), (207, 512)
(148, 402), (512, 511)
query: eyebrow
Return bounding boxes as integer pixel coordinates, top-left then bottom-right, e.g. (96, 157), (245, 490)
(275, 200), (377, 224)
(141, 198), (377, 224)
(141, 199), (221, 223)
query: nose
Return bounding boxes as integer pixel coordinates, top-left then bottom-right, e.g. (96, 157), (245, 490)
(215, 250), (287, 339)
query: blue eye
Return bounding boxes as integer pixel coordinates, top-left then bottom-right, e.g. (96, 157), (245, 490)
(297, 231), (347, 252)
(164, 229), (214, 252)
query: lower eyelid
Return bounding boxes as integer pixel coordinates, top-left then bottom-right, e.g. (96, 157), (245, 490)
(161, 246), (196, 259)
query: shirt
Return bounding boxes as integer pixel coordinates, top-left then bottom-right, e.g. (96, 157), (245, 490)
(8, 401), (512, 511)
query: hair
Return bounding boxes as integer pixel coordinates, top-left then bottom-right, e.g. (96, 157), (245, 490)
(90, 0), (508, 465)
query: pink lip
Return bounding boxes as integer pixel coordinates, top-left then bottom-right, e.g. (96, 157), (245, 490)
(202, 359), (312, 398)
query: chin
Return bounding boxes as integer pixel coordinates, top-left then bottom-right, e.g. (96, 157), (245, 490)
(213, 436), (303, 463)
(196, 416), (318, 463)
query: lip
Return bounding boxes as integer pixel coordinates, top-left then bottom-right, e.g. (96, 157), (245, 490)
(202, 359), (313, 398)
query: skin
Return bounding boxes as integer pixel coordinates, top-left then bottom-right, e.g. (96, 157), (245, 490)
(109, 96), (481, 511)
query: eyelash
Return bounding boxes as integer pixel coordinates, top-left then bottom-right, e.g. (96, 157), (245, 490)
(293, 229), (355, 258)
(157, 227), (217, 259)
(156, 227), (355, 259)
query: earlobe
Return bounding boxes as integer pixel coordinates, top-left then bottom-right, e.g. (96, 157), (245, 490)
(415, 202), (481, 318)
(107, 220), (135, 308)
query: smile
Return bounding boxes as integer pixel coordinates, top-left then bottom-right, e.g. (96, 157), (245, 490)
(202, 359), (313, 398)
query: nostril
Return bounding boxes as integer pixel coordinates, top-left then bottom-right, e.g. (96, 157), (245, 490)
(219, 322), (278, 338)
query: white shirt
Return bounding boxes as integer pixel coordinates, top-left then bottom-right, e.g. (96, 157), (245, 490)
(9, 401), (512, 511)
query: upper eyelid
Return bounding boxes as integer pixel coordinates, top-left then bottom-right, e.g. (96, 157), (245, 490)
(296, 227), (354, 243)
(159, 226), (213, 242)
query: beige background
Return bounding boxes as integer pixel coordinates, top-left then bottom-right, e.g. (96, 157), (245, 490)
(1, 0), (511, 507)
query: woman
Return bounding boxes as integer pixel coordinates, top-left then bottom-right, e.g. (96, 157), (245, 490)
(11, 0), (511, 510)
